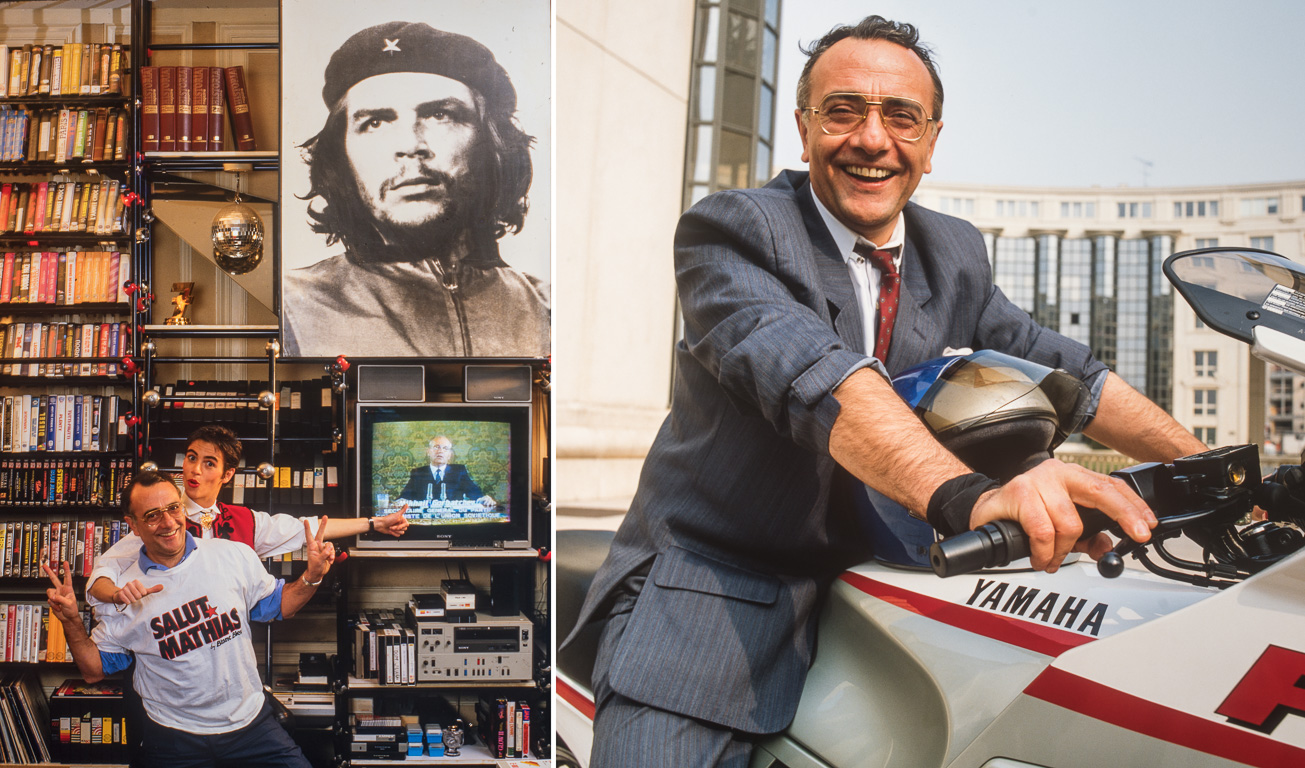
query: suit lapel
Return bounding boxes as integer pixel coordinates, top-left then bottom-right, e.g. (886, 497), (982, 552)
(886, 228), (937, 372)
(794, 177), (866, 353)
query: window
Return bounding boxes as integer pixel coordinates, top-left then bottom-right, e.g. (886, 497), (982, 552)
(684, 0), (780, 201)
(1195, 427), (1217, 445)
(1060, 201), (1096, 218)
(1117, 201), (1152, 218)
(1194, 238), (1218, 249)
(1194, 388), (1217, 416)
(1240, 196), (1280, 216)
(996, 199), (1038, 218)
(1251, 236), (1275, 252)
(1195, 351), (1217, 377)
(1174, 200), (1219, 218)
(939, 197), (975, 216)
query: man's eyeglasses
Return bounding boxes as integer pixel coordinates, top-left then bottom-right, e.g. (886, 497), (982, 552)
(137, 501), (184, 530)
(803, 93), (934, 141)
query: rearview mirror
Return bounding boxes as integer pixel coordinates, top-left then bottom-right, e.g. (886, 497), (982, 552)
(1164, 248), (1305, 375)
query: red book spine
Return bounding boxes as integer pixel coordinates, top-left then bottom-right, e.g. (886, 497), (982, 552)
(1, 253), (13, 302)
(96, 322), (110, 375)
(158, 66), (177, 151)
(208, 66), (225, 151)
(83, 520), (94, 576)
(140, 66), (160, 152)
(31, 182), (48, 232)
(223, 66), (255, 151)
(191, 67), (209, 151)
(0, 184), (11, 232)
(4, 604), (14, 662)
(176, 65), (193, 152)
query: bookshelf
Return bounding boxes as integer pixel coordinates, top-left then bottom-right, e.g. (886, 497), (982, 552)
(0, 6), (138, 768)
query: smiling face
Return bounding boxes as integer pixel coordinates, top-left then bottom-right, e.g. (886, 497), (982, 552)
(182, 439), (236, 508)
(797, 38), (942, 244)
(126, 480), (188, 566)
(342, 72), (481, 236)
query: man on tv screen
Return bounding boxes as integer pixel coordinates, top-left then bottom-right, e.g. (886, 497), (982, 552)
(398, 435), (496, 512)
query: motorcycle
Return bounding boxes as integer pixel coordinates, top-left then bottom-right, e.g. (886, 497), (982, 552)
(555, 246), (1305, 768)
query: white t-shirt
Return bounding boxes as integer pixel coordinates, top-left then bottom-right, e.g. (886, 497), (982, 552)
(90, 537), (278, 734)
(87, 498), (318, 607)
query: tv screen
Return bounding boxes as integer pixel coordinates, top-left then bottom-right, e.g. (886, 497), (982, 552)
(355, 402), (531, 549)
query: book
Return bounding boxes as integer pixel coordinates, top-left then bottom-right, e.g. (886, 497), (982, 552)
(140, 66), (160, 152)
(108, 44), (125, 95)
(208, 65), (226, 151)
(191, 67), (209, 151)
(91, 108), (109, 162)
(176, 65), (193, 152)
(223, 65), (256, 150)
(158, 66), (177, 151)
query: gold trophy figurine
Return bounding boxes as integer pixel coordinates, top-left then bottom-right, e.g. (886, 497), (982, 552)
(164, 282), (194, 325)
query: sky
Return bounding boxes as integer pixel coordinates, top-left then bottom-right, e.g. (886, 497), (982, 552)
(774, 0), (1305, 189)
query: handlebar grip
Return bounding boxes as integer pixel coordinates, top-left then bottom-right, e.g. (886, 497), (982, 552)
(929, 519), (1030, 578)
(929, 506), (1116, 578)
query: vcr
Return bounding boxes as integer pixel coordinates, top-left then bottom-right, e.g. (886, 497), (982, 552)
(412, 612), (532, 682)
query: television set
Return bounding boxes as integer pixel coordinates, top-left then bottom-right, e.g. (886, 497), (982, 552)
(355, 402), (532, 549)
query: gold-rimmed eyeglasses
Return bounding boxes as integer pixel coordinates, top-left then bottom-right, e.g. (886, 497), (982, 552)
(137, 501), (184, 530)
(802, 93), (935, 141)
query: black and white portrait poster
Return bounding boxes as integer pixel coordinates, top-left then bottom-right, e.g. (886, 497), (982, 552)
(279, 0), (550, 359)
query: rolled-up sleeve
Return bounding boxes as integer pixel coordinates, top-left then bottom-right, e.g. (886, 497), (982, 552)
(675, 191), (871, 454)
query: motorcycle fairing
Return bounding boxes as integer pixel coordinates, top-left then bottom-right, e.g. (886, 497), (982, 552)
(1016, 547), (1305, 766)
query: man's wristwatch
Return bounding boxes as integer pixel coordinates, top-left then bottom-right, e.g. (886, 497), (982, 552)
(303, 574), (324, 587)
(369, 517), (375, 533)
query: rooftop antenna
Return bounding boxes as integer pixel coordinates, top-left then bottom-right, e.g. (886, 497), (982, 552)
(1134, 157), (1153, 187)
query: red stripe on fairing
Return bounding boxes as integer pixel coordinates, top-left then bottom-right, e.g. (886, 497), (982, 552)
(557, 677), (596, 721)
(839, 570), (1094, 656)
(1026, 666), (1305, 768)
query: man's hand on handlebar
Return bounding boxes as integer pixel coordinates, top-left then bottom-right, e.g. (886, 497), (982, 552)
(968, 459), (1157, 572)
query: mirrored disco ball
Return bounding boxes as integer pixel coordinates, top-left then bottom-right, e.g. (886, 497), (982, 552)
(212, 201), (265, 274)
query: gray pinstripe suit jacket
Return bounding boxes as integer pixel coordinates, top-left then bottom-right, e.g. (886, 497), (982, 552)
(570, 170), (1106, 734)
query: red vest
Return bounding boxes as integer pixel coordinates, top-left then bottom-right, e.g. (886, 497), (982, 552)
(184, 502), (257, 548)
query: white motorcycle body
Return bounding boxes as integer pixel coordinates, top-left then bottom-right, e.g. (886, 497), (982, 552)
(558, 550), (1305, 768)
(556, 247), (1305, 768)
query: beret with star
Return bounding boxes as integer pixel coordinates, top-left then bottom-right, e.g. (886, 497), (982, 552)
(322, 21), (517, 115)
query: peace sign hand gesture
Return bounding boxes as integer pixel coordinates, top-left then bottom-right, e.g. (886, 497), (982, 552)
(42, 561), (80, 624)
(303, 516), (336, 586)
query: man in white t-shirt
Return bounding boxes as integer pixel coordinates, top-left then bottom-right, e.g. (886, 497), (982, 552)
(88, 425), (409, 607)
(46, 469), (334, 767)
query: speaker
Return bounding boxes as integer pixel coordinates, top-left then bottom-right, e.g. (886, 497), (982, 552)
(464, 365), (532, 403)
(357, 365), (426, 403)
(488, 563), (521, 617)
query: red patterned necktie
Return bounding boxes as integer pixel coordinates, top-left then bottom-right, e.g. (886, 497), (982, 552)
(855, 243), (900, 360)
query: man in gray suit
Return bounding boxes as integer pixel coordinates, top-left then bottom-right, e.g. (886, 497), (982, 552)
(572, 15), (1207, 767)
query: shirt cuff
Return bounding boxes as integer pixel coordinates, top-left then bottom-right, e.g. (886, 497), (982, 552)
(100, 650), (133, 676)
(1077, 368), (1110, 428)
(249, 579), (286, 623)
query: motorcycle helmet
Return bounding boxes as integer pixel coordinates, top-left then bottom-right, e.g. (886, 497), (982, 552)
(892, 350), (1092, 482)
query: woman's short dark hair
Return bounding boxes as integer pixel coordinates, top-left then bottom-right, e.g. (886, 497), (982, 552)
(188, 425), (243, 474)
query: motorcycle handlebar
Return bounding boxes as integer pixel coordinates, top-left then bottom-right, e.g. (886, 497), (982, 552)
(929, 520), (1029, 577)
(930, 506), (1114, 578)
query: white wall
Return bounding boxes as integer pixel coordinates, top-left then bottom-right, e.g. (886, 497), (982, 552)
(554, 0), (695, 508)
